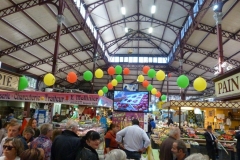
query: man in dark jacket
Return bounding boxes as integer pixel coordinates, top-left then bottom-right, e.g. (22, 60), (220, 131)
(204, 126), (218, 160)
(51, 120), (81, 160)
(235, 125), (240, 160)
(160, 127), (181, 160)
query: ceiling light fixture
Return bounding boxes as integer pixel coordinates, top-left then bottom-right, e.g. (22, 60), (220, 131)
(213, 4), (218, 11)
(148, 27), (153, 33)
(121, 7), (126, 15)
(151, 5), (156, 14)
(125, 27), (128, 33)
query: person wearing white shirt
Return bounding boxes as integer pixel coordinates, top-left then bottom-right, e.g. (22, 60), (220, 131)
(116, 119), (150, 160)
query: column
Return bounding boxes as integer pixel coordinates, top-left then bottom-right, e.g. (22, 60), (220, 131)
(213, 12), (224, 75)
(52, 15), (64, 75)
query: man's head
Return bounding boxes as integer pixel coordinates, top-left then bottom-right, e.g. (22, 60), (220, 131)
(132, 119), (139, 126)
(40, 124), (53, 138)
(55, 112), (58, 116)
(66, 120), (79, 134)
(169, 127), (181, 140)
(207, 125), (212, 133)
(7, 122), (21, 138)
(171, 140), (187, 159)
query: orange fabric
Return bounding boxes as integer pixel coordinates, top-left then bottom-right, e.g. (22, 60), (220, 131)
(20, 118), (28, 134)
(104, 131), (118, 154)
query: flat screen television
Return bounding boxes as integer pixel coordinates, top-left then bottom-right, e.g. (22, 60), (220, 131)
(113, 91), (149, 112)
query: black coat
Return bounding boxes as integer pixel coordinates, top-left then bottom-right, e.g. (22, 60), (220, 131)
(204, 131), (216, 149)
(51, 130), (81, 160)
(235, 131), (240, 149)
(75, 144), (99, 160)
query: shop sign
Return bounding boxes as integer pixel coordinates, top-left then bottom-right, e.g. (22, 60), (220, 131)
(0, 91), (100, 105)
(0, 71), (19, 91)
(215, 72), (240, 97)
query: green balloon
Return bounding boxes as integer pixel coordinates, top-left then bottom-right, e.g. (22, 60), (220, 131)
(116, 75), (123, 82)
(147, 69), (156, 78)
(147, 84), (153, 91)
(83, 71), (93, 81)
(102, 86), (108, 93)
(18, 76), (28, 91)
(161, 94), (166, 101)
(115, 65), (122, 75)
(177, 75), (189, 88)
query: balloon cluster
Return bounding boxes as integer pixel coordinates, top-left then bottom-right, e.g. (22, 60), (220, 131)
(97, 65), (130, 96)
(176, 74), (207, 92)
(140, 66), (167, 100)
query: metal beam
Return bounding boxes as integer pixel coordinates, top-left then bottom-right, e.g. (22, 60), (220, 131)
(18, 44), (94, 72)
(98, 13), (181, 35)
(197, 23), (240, 42)
(168, 0), (214, 63)
(184, 44), (240, 66)
(0, 24), (83, 57)
(64, 0), (107, 62)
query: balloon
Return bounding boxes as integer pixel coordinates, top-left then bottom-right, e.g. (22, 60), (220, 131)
(44, 73), (55, 86)
(18, 76), (28, 91)
(115, 65), (123, 75)
(116, 75), (123, 82)
(156, 91), (161, 97)
(67, 72), (77, 83)
(142, 80), (149, 88)
(102, 86), (108, 93)
(111, 79), (118, 86)
(98, 90), (104, 96)
(83, 71), (93, 81)
(177, 75), (189, 88)
(107, 83), (113, 90)
(156, 70), (165, 81)
(193, 77), (207, 91)
(108, 67), (115, 75)
(151, 88), (157, 95)
(161, 94), (166, 101)
(147, 69), (156, 78)
(95, 69), (103, 78)
(123, 68), (130, 75)
(138, 75), (144, 82)
(168, 73), (172, 77)
(147, 84), (153, 91)
(142, 66), (150, 74)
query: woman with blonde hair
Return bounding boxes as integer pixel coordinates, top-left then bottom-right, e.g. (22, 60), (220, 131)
(0, 138), (24, 160)
(105, 149), (126, 160)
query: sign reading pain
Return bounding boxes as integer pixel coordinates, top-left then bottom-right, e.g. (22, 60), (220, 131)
(0, 71), (19, 90)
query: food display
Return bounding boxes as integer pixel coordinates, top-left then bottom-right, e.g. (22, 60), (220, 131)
(113, 91), (149, 112)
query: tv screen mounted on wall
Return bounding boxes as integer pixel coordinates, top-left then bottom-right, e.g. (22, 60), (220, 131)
(113, 91), (149, 112)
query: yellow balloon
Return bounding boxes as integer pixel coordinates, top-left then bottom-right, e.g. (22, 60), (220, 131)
(98, 90), (104, 96)
(151, 88), (157, 95)
(138, 75), (144, 82)
(111, 79), (118, 86)
(193, 77), (207, 91)
(156, 70), (165, 81)
(44, 73), (56, 86)
(95, 69), (103, 78)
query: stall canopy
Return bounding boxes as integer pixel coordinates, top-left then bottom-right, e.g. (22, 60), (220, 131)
(162, 100), (240, 109)
(0, 91), (112, 107)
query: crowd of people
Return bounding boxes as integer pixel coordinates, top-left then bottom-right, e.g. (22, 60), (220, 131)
(0, 117), (151, 160)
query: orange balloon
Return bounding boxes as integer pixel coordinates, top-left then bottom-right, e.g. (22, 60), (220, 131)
(108, 67), (115, 75)
(142, 66), (150, 74)
(168, 73), (172, 77)
(107, 83), (113, 90)
(142, 80), (149, 88)
(156, 91), (161, 97)
(123, 68), (130, 75)
(67, 72), (77, 83)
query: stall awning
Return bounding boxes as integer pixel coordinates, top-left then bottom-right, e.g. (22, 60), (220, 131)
(162, 100), (240, 109)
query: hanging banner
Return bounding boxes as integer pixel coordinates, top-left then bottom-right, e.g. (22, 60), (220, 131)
(0, 71), (19, 91)
(0, 91), (100, 105)
(98, 96), (113, 108)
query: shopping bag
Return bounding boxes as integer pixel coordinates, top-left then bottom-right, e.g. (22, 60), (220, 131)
(140, 154), (148, 160)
